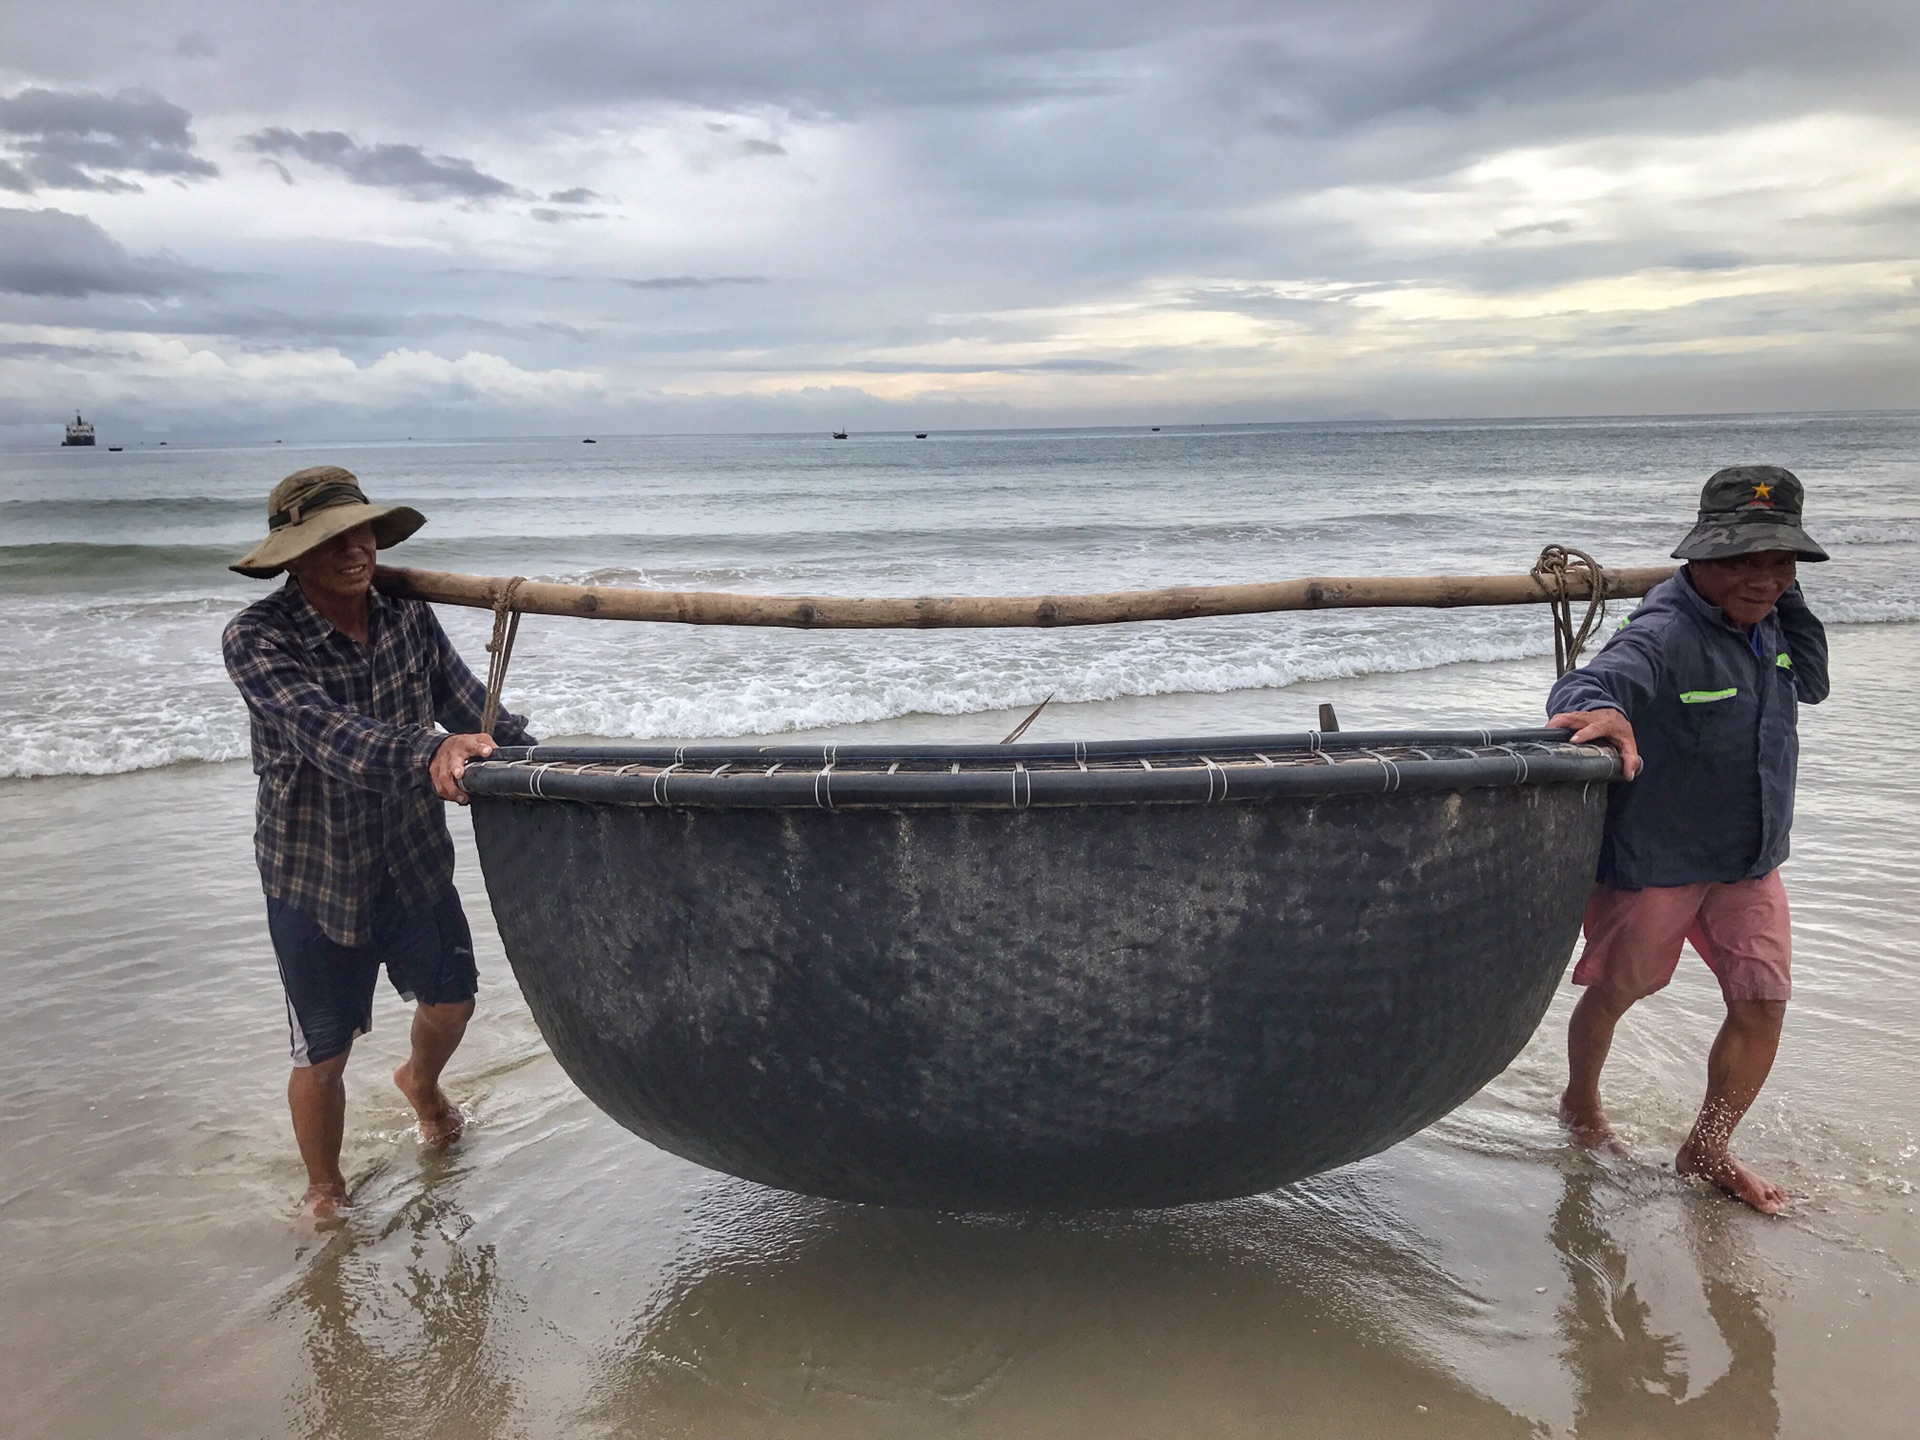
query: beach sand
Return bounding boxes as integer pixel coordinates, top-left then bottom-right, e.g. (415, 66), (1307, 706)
(2, 629), (1916, 1439)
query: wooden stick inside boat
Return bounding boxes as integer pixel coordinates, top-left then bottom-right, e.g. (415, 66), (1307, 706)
(375, 562), (1676, 629)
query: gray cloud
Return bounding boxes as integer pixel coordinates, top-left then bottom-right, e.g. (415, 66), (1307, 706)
(0, 206), (205, 296)
(835, 358), (1141, 374)
(547, 186), (602, 203)
(0, 339), (119, 360)
(1674, 251), (1747, 271)
(0, 87), (218, 192)
(240, 127), (523, 200)
(617, 275), (768, 290)
(165, 3), (1920, 131)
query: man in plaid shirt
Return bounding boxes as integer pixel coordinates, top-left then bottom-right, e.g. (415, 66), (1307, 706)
(224, 465), (532, 1219)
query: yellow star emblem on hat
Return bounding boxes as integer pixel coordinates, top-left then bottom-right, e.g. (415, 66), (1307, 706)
(1751, 482), (1773, 501)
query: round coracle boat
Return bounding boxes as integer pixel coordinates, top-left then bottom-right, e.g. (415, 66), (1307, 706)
(463, 728), (1618, 1210)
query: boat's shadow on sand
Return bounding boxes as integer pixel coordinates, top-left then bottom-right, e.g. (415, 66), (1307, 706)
(279, 1158), (1779, 1439)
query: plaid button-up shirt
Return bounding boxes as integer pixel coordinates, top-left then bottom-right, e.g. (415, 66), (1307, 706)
(224, 580), (533, 946)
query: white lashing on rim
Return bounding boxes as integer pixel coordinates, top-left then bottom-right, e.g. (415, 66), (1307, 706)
(651, 761), (682, 805)
(1359, 748), (1402, 791)
(1493, 744), (1530, 783)
(482, 733), (1601, 807)
(1202, 756), (1228, 801)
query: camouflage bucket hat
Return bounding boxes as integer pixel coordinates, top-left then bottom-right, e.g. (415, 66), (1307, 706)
(1671, 465), (1829, 563)
(230, 466), (426, 578)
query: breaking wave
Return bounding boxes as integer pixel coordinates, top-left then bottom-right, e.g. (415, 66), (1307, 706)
(6, 415), (1916, 777)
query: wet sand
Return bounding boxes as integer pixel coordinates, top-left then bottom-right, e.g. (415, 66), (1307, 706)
(2, 630), (1916, 1439)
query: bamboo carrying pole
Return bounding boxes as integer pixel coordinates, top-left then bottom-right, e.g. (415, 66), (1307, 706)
(376, 563), (1677, 630)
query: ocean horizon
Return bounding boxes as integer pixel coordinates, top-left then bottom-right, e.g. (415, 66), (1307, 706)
(5, 410), (1916, 777)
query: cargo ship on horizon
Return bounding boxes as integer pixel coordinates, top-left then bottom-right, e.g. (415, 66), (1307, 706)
(63, 412), (95, 446)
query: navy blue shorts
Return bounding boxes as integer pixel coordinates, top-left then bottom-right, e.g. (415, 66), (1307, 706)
(266, 888), (478, 1066)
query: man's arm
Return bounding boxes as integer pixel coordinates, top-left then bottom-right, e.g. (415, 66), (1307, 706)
(1775, 582), (1829, 704)
(1547, 619), (1666, 720)
(224, 621), (443, 793)
(1544, 621), (1666, 779)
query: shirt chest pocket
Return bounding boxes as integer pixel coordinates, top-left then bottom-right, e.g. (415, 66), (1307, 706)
(370, 629), (438, 724)
(380, 667), (436, 725)
(1771, 652), (1799, 722)
(1675, 681), (1746, 759)
(1677, 684), (1740, 709)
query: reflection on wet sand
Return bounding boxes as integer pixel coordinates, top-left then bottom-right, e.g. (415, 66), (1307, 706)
(1550, 1164), (1778, 1438)
(581, 1200), (1534, 1439)
(281, 1176), (522, 1440)
(274, 1152), (1795, 1439)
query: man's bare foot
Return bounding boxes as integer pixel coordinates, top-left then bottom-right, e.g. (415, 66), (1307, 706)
(1676, 1140), (1788, 1214)
(394, 1062), (465, 1148)
(1558, 1093), (1620, 1149)
(301, 1182), (351, 1220)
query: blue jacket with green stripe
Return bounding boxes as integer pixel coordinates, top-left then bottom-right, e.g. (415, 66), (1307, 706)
(1545, 570), (1828, 890)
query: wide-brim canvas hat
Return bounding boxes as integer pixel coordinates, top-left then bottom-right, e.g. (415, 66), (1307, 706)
(1672, 464), (1829, 563)
(230, 465), (426, 578)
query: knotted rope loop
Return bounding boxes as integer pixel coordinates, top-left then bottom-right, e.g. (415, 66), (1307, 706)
(1531, 545), (1608, 676)
(481, 576), (528, 738)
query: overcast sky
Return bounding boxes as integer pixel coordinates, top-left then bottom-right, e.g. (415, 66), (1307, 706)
(3, 1), (1917, 439)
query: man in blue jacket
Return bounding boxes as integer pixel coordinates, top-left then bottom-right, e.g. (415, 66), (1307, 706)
(1547, 466), (1829, 1214)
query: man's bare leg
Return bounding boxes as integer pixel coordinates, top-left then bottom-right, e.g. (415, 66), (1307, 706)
(289, 1049), (352, 1216)
(394, 998), (472, 1148)
(1676, 998), (1788, 1214)
(1561, 986), (1633, 1147)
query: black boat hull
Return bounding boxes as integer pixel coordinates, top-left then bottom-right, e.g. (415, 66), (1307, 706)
(470, 737), (1607, 1209)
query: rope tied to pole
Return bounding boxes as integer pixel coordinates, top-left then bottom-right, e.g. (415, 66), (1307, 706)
(481, 576), (527, 738)
(1531, 545), (1608, 676)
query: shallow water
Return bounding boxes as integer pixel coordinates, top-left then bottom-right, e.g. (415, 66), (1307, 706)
(3, 419), (1917, 1437)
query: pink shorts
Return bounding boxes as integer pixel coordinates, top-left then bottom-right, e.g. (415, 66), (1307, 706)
(1572, 870), (1791, 1004)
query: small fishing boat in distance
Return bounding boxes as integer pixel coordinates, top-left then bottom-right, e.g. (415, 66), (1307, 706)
(63, 412), (96, 446)
(915, 432), (928, 439)
(107, 446), (123, 452)
(831, 429), (849, 439)
(582, 437), (597, 444)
